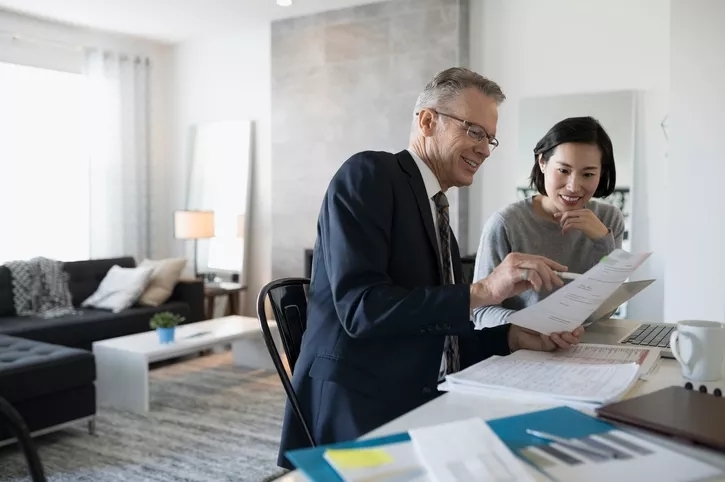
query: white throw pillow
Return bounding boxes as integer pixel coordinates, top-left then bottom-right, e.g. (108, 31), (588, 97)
(81, 265), (154, 313)
(137, 257), (187, 307)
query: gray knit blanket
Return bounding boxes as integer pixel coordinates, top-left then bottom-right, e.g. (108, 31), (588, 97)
(4, 257), (78, 318)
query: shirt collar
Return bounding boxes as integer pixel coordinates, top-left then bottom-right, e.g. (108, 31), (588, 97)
(407, 149), (443, 200)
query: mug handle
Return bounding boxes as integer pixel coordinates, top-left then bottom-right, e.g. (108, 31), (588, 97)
(669, 330), (692, 371)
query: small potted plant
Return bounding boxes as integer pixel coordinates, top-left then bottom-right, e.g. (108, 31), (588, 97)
(149, 312), (185, 344)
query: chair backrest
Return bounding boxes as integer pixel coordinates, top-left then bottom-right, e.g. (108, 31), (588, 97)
(256, 277), (315, 446)
(0, 397), (46, 481)
(260, 278), (309, 372)
(460, 255), (476, 284)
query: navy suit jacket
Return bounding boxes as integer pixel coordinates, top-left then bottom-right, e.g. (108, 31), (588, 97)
(278, 150), (511, 468)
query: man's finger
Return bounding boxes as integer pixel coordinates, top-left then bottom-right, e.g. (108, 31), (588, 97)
(517, 260), (559, 291)
(524, 269), (543, 292)
(571, 326), (585, 337)
(512, 253), (568, 273)
(539, 334), (556, 351)
(550, 332), (572, 349)
(559, 332), (581, 345)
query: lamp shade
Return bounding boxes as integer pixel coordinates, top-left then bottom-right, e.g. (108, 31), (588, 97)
(174, 210), (215, 239)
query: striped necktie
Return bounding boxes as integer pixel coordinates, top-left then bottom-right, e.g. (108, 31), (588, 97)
(433, 191), (460, 374)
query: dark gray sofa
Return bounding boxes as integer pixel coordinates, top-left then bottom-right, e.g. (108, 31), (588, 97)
(0, 256), (205, 446)
(0, 256), (205, 350)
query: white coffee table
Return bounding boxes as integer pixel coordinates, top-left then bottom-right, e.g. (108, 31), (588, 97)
(92, 315), (279, 413)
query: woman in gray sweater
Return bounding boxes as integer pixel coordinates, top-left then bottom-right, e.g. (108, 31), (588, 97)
(473, 116), (625, 328)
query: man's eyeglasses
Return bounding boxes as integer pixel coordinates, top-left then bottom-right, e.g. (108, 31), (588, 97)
(417, 110), (499, 150)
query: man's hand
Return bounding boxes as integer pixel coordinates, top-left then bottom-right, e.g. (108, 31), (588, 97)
(508, 325), (585, 352)
(554, 209), (609, 240)
(470, 253), (567, 309)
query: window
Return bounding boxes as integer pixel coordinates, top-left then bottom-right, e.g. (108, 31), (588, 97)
(0, 61), (90, 263)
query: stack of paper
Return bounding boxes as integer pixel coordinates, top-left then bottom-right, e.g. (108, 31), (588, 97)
(322, 442), (429, 481)
(443, 348), (643, 406)
(320, 419), (537, 482)
(510, 343), (660, 379)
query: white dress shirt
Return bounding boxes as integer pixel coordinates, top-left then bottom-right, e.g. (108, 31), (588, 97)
(407, 149), (455, 379)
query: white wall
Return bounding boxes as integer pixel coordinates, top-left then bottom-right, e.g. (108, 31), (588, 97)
(171, 28), (272, 316)
(0, 8), (174, 261)
(665, 0), (725, 321)
(469, 0), (670, 321)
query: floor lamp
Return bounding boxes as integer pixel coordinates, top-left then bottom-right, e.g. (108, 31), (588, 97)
(174, 210), (215, 279)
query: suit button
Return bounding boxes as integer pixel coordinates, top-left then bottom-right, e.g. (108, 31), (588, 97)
(422, 387), (432, 395)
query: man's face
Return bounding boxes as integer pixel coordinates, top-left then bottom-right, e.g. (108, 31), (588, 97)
(419, 88), (499, 189)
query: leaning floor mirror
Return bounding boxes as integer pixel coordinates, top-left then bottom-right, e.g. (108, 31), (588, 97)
(185, 119), (253, 287)
(517, 91), (636, 316)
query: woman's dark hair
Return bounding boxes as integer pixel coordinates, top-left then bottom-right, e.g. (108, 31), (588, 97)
(528, 116), (616, 198)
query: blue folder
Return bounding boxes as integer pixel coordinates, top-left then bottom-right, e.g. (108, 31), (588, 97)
(285, 406), (617, 481)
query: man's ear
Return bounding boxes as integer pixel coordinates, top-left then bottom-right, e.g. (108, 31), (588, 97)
(417, 109), (437, 137)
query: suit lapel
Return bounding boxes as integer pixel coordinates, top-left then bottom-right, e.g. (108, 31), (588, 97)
(396, 150), (444, 280)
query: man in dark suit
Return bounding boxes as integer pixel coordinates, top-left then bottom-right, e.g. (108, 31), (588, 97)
(278, 67), (584, 468)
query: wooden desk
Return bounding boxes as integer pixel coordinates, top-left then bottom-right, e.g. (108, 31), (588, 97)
(279, 322), (725, 481)
(204, 283), (246, 319)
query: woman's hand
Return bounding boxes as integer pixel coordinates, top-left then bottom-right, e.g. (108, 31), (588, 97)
(554, 209), (609, 240)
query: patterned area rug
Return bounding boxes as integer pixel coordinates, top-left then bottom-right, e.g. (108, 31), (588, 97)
(0, 352), (288, 482)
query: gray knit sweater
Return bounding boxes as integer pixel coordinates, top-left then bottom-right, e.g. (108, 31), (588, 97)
(472, 197), (625, 328)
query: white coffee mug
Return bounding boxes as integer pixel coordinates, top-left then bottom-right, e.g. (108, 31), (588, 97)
(669, 320), (725, 382)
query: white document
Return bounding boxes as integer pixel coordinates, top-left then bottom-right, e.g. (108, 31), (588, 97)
(507, 249), (651, 335)
(409, 418), (536, 482)
(446, 355), (640, 404)
(509, 344), (660, 379)
(519, 428), (722, 482)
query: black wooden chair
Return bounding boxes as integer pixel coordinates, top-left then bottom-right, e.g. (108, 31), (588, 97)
(0, 397), (46, 481)
(256, 277), (315, 448)
(460, 255), (476, 284)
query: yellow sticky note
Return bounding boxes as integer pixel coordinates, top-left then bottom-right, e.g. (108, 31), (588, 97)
(325, 448), (394, 469)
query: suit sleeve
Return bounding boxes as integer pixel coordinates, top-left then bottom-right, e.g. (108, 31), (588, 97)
(471, 213), (517, 328)
(319, 153), (473, 339)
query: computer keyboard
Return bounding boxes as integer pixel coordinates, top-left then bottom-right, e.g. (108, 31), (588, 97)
(622, 323), (675, 348)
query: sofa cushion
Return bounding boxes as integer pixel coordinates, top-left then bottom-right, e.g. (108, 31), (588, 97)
(138, 257), (187, 307)
(0, 302), (191, 349)
(0, 334), (95, 403)
(63, 257), (136, 307)
(81, 265), (154, 312)
(0, 266), (14, 317)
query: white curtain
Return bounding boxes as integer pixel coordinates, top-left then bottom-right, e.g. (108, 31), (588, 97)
(84, 49), (150, 261)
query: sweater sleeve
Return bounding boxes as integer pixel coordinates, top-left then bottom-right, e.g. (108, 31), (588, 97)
(471, 213), (517, 328)
(591, 204), (625, 252)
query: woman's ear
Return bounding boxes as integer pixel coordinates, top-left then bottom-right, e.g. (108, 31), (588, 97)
(538, 154), (546, 174)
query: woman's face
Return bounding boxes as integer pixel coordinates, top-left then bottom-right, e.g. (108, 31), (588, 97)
(539, 142), (602, 212)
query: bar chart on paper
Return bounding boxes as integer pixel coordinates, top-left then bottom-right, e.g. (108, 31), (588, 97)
(487, 407), (723, 482)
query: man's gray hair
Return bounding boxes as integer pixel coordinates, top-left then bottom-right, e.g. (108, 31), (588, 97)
(414, 67), (506, 113)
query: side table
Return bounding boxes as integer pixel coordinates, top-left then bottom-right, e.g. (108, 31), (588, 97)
(204, 283), (247, 319)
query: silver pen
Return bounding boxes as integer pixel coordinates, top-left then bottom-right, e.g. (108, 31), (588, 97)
(555, 271), (580, 280)
(526, 429), (619, 459)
